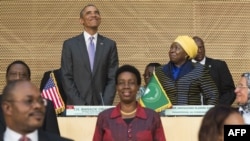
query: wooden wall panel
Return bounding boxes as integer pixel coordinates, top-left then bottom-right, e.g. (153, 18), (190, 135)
(1, 0), (250, 105)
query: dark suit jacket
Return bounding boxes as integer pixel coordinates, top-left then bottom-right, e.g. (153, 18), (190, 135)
(0, 95), (60, 135)
(0, 105), (5, 134)
(0, 129), (73, 141)
(61, 33), (119, 105)
(205, 57), (236, 105)
(40, 68), (67, 107)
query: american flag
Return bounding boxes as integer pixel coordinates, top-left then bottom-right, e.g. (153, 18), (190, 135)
(41, 72), (65, 114)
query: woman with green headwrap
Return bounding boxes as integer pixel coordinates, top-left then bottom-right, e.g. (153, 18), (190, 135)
(155, 35), (218, 105)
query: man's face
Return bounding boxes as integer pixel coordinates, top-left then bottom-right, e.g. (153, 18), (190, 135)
(143, 66), (155, 85)
(6, 64), (30, 83)
(3, 81), (46, 134)
(235, 77), (249, 105)
(169, 42), (187, 66)
(80, 6), (101, 29)
(194, 39), (205, 62)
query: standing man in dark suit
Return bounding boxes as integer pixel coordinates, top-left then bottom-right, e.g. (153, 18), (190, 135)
(0, 80), (73, 141)
(61, 4), (119, 105)
(192, 36), (236, 105)
(0, 60), (60, 135)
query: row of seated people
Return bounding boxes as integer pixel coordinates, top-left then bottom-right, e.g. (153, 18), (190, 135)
(0, 61), (249, 141)
(0, 61), (72, 140)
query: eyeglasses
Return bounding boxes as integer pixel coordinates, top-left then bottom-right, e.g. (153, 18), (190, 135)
(6, 98), (47, 107)
(7, 72), (29, 79)
(235, 85), (248, 89)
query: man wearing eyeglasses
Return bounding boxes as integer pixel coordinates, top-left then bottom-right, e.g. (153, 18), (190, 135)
(0, 60), (60, 135)
(0, 80), (73, 140)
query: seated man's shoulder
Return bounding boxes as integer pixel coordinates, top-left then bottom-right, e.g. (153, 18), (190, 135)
(39, 130), (73, 141)
(207, 57), (227, 64)
(44, 68), (60, 74)
(45, 99), (54, 109)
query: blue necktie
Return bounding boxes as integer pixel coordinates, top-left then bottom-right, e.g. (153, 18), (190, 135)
(88, 37), (95, 71)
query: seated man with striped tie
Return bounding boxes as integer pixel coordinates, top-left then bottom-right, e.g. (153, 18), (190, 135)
(0, 60), (60, 135)
(0, 80), (73, 141)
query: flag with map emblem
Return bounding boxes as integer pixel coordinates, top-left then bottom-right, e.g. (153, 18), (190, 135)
(139, 72), (172, 112)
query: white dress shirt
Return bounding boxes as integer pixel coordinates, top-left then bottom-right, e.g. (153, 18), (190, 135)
(239, 107), (250, 124)
(83, 31), (97, 51)
(4, 127), (38, 141)
(192, 57), (206, 65)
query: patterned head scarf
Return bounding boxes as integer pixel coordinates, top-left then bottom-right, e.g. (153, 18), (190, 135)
(174, 35), (198, 59)
(239, 72), (250, 112)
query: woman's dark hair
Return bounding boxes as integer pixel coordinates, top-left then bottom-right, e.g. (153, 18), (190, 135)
(198, 105), (240, 141)
(115, 64), (141, 85)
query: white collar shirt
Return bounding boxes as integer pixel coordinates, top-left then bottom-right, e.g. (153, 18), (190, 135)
(4, 127), (38, 141)
(239, 107), (250, 124)
(192, 57), (206, 65)
(83, 31), (98, 51)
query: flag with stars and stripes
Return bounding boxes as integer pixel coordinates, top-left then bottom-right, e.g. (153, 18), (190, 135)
(41, 72), (65, 114)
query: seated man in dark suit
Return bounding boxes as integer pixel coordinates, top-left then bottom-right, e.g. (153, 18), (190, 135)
(40, 68), (67, 116)
(192, 36), (236, 105)
(0, 80), (73, 140)
(0, 60), (60, 135)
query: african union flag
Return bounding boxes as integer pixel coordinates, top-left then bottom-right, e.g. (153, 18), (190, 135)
(139, 72), (172, 112)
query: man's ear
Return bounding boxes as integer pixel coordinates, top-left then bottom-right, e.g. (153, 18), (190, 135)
(2, 102), (12, 116)
(80, 18), (84, 25)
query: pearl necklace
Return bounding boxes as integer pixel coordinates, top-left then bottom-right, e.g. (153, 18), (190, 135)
(120, 109), (137, 116)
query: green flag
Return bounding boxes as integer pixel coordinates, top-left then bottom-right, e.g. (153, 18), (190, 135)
(139, 72), (172, 112)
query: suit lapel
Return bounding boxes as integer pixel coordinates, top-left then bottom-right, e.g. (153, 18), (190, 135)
(77, 34), (92, 72)
(205, 57), (213, 73)
(92, 34), (105, 74)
